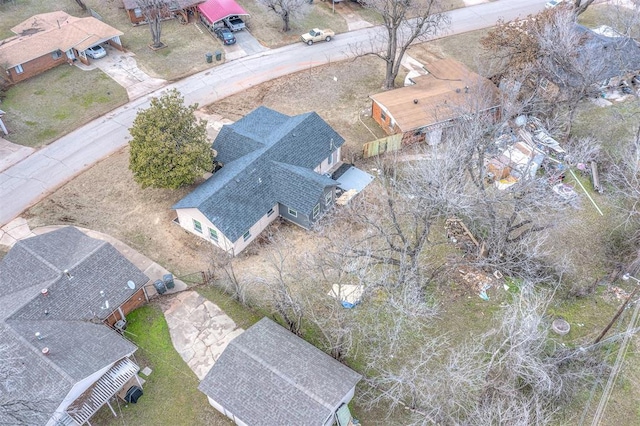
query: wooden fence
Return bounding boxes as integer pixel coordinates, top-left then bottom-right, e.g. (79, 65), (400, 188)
(362, 134), (403, 158)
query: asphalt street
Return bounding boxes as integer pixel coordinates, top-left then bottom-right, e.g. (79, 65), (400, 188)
(0, 0), (546, 226)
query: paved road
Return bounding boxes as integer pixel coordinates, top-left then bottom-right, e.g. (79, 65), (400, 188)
(0, 0), (545, 226)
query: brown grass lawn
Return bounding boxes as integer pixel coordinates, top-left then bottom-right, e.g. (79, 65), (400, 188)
(18, 23), (640, 426)
(237, 0), (349, 48)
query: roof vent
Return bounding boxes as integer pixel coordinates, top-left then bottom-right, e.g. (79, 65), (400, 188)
(41, 288), (49, 297)
(413, 99), (419, 104)
(464, 86), (469, 93)
(35, 332), (42, 340)
(64, 269), (73, 280)
(42, 347), (50, 356)
(456, 88), (461, 93)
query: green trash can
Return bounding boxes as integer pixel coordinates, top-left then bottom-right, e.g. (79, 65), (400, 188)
(205, 52), (213, 63)
(215, 50), (222, 61)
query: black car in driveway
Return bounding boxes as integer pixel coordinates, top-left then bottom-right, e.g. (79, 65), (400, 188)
(214, 27), (236, 45)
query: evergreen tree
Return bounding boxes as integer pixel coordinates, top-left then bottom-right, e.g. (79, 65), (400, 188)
(129, 89), (213, 189)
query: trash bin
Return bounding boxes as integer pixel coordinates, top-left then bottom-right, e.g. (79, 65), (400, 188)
(205, 52), (213, 63)
(153, 279), (167, 295)
(163, 273), (175, 290)
(215, 50), (222, 61)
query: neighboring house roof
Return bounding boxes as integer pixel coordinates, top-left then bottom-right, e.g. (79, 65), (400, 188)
(0, 227), (147, 424)
(548, 25), (640, 89)
(173, 107), (344, 242)
(198, 0), (249, 24)
(0, 11), (123, 68)
(370, 58), (502, 133)
(199, 317), (362, 426)
(122, 0), (204, 9)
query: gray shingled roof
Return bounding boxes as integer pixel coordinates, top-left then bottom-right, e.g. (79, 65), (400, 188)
(173, 107), (345, 242)
(198, 317), (362, 426)
(549, 25), (640, 89)
(0, 227), (144, 424)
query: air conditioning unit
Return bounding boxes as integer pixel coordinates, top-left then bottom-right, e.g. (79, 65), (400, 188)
(114, 319), (127, 332)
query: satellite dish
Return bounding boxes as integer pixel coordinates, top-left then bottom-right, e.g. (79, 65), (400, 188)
(127, 280), (136, 290)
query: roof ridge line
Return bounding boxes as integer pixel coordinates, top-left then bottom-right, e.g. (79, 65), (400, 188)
(231, 332), (336, 412)
(3, 320), (75, 384)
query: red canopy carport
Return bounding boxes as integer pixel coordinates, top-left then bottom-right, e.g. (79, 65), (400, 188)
(198, 0), (249, 24)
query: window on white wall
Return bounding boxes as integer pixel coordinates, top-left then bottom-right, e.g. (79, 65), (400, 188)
(267, 208), (274, 217)
(243, 231), (251, 242)
(288, 208), (297, 217)
(209, 228), (218, 242)
(313, 204), (320, 219)
(325, 191), (332, 206)
(193, 219), (202, 233)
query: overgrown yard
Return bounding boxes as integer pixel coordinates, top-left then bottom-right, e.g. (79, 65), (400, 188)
(1, 66), (128, 147)
(18, 26), (640, 426)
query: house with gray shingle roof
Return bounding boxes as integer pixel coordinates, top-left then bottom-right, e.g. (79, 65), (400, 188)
(173, 107), (345, 255)
(0, 227), (149, 426)
(198, 317), (362, 426)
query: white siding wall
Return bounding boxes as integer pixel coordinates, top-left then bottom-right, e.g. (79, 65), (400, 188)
(315, 148), (342, 174)
(176, 205), (280, 256)
(176, 208), (234, 252)
(207, 396), (249, 426)
(230, 204), (279, 255)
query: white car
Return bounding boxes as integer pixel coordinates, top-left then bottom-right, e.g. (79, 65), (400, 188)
(545, 0), (563, 8)
(85, 45), (107, 59)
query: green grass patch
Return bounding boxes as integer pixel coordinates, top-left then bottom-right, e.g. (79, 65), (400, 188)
(91, 304), (225, 425)
(197, 286), (264, 330)
(1, 66), (127, 147)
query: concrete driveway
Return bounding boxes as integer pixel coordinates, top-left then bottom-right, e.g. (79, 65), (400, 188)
(79, 43), (168, 101)
(222, 29), (269, 61)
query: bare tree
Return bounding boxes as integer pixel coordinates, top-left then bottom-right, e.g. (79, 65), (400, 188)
(258, 0), (310, 32)
(258, 240), (305, 335)
(362, 0), (449, 89)
(209, 250), (251, 305)
(360, 285), (609, 425)
(137, 0), (169, 48)
(0, 341), (62, 425)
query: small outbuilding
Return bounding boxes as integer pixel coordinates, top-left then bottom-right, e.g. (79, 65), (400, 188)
(369, 58), (501, 145)
(198, 317), (362, 426)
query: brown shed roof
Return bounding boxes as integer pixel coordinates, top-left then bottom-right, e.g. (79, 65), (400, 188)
(0, 12), (123, 68)
(370, 58), (501, 133)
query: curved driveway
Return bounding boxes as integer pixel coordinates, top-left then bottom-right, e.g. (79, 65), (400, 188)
(0, 0), (545, 226)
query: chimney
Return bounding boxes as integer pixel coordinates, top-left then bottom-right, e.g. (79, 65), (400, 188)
(42, 347), (50, 356)
(41, 288), (49, 297)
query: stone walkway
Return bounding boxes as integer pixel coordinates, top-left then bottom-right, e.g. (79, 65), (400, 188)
(160, 291), (243, 380)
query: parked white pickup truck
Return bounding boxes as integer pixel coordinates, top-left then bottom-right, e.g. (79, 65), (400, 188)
(301, 28), (335, 45)
(223, 15), (245, 32)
